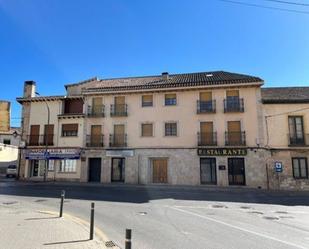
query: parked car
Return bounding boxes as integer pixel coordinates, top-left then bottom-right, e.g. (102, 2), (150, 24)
(6, 165), (17, 178)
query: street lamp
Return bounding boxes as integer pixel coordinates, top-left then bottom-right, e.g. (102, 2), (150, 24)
(35, 92), (50, 182)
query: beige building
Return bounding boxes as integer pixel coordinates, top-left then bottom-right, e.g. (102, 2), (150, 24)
(262, 87), (309, 190)
(16, 71), (309, 189)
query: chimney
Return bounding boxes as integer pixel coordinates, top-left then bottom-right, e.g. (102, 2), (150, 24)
(23, 81), (36, 98)
(161, 72), (169, 81)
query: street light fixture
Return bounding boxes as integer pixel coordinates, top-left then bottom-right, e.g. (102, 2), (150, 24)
(35, 92), (50, 182)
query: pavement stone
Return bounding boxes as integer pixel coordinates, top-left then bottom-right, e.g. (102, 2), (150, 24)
(0, 201), (107, 249)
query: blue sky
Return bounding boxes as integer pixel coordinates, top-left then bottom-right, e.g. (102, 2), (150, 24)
(0, 0), (308, 126)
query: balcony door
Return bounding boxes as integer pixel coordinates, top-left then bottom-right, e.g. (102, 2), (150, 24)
(114, 124), (125, 146)
(289, 116), (304, 144)
(44, 124), (54, 145)
(91, 125), (102, 146)
(92, 97), (102, 114)
(200, 122), (213, 145)
(115, 96), (125, 113)
(226, 90), (240, 110)
(227, 121), (241, 145)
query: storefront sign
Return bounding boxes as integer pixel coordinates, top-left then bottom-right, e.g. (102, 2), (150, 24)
(105, 150), (134, 157)
(25, 148), (81, 160)
(198, 148), (247, 156)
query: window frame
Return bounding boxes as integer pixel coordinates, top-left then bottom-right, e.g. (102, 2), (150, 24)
(141, 95), (153, 107)
(164, 122), (178, 137)
(164, 93), (177, 106)
(3, 139), (11, 145)
(141, 123), (154, 137)
(292, 157), (308, 179)
(61, 124), (78, 137)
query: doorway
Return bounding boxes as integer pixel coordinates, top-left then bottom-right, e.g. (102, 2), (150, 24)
(152, 159), (168, 183)
(30, 160), (45, 177)
(88, 158), (101, 182)
(228, 158), (245, 185)
(111, 158), (125, 182)
(200, 158), (217, 184)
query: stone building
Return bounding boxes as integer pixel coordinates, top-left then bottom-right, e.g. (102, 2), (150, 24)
(17, 71), (270, 188)
(262, 87), (309, 190)
(16, 71), (309, 190)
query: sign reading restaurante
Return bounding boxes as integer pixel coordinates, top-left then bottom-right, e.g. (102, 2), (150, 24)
(198, 148), (247, 156)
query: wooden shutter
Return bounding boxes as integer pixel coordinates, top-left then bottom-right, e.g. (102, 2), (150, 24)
(92, 97), (102, 107)
(165, 93), (176, 100)
(30, 125), (40, 145)
(142, 123), (153, 137)
(200, 122), (213, 133)
(114, 124), (124, 135)
(200, 92), (212, 101)
(142, 95), (152, 102)
(228, 121), (241, 144)
(115, 96), (125, 105)
(62, 124), (78, 132)
(44, 124), (54, 145)
(226, 90), (239, 97)
(228, 121), (241, 132)
(64, 99), (83, 114)
(91, 125), (101, 144)
(114, 124), (125, 145)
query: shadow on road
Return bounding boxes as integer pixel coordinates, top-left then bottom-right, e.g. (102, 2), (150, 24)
(1, 181), (309, 206)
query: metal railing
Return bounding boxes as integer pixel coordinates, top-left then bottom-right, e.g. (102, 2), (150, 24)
(110, 104), (128, 117)
(225, 131), (246, 146)
(27, 134), (54, 146)
(197, 100), (216, 114)
(86, 135), (104, 147)
(288, 134), (309, 146)
(198, 132), (217, 146)
(224, 98), (244, 113)
(87, 105), (105, 117)
(109, 134), (127, 147)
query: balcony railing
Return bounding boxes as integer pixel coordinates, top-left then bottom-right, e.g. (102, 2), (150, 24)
(288, 134), (309, 146)
(87, 105), (105, 117)
(198, 132), (217, 146)
(225, 131), (246, 146)
(110, 104), (128, 117)
(224, 98), (244, 113)
(86, 135), (104, 147)
(197, 100), (216, 114)
(27, 134), (54, 146)
(109, 134), (127, 147)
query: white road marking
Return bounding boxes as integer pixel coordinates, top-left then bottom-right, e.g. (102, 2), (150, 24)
(171, 206), (308, 249)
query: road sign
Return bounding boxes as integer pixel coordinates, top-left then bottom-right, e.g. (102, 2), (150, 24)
(275, 162), (283, 173)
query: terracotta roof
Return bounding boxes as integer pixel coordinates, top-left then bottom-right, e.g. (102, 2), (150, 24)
(262, 87), (309, 104)
(81, 71), (263, 93)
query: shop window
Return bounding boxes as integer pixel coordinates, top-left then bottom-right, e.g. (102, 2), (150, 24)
(48, 160), (55, 171)
(59, 160), (77, 172)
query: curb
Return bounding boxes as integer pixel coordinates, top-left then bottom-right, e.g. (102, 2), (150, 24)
(38, 210), (120, 249)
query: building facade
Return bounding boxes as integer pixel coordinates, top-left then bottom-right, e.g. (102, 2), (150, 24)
(262, 87), (309, 190)
(16, 71), (309, 189)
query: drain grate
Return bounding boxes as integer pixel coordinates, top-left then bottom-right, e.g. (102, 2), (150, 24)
(2, 201), (18, 205)
(105, 241), (116, 247)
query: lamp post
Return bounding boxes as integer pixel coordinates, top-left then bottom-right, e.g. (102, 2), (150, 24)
(35, 92), (50, 182)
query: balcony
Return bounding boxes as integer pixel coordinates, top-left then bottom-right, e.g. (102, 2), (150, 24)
(224, 98), (244, 113)
(86, 135), (104, 147)
(87, 105), (105, 117)
(109, 134), (127, 147)
(198, 132), (217, 146)
(225, 131), (246, 146)
(110, 104), (128, 117)
(27, 134), (54, 146)
(197, 100), (216, 114)
(288, 134), (309, 146)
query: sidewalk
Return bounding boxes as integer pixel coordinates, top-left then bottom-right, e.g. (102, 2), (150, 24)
(0, 201), (109, 249)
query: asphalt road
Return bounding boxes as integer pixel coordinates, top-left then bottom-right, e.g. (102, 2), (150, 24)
(1, 179), (309, 249)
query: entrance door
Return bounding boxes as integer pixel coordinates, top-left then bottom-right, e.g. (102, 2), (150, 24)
(111, 158), (125, 182)
(30, 160), (39, 177)
(88, 158), (101, 182)
(153, 159), (168, 183)
(228, 158), (245, 185)
(200, 158), (217, 184)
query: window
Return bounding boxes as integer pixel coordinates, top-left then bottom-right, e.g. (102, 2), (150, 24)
(3, 139), (11, 145)
(59, 160), (76, 172)
(289, 116), (304, 145)
(62, 124), (78, 137)
(141, 123), (153, 137)
(165, 122), (177, 136)
(142, 95), (153, 107)
(48, 160), (55, 171)
(165, 94), (176, 106)
(292, 158), (308, 179)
